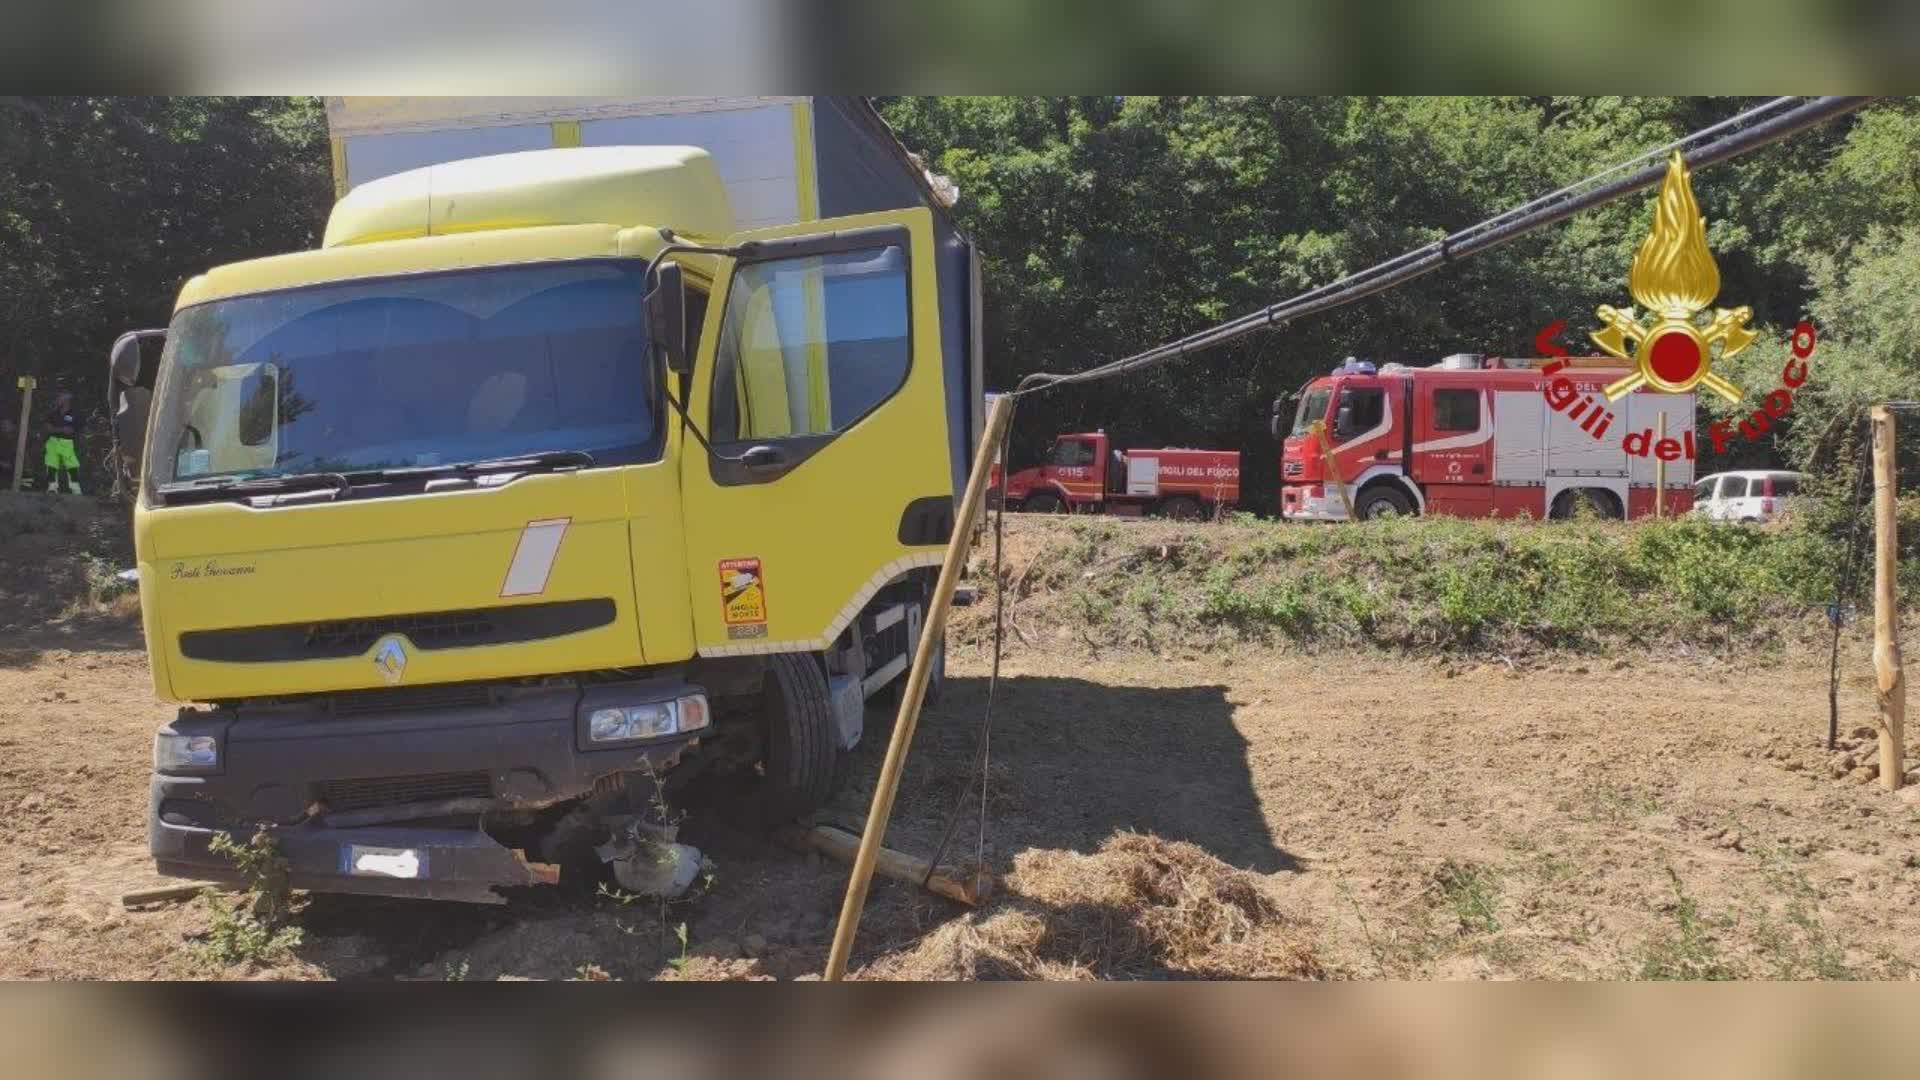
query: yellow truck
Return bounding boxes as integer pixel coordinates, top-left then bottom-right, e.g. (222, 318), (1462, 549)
(110, 98), (984, 902)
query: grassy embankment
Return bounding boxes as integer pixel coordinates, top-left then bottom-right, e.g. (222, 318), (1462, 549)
(958, 508), (1920, 657)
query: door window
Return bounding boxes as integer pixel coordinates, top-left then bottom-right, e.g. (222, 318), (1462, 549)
(1720, 476), (1749, 499)
(1432, 388), (1479, 433)
(710, 244), (911, 444)
(1337, 387), (1386, 440)
(1049, 439), (1095, 467)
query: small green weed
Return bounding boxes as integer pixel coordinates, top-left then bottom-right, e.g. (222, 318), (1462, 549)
(1434, 859), (1502, 935)
(197, 827), (302, 968)
(1639, 869), (1743, 980)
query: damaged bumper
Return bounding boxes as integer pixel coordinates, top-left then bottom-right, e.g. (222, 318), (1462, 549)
(149, 677), (703, 903)
(1280, 483), (1349, 522)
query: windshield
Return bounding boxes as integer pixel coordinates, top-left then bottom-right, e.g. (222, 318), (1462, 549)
(146, 260), (657, 492)
(1291, 387), (1332, 437)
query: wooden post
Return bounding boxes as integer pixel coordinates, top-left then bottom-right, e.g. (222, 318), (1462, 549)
(11, 377), (35, 492)
(1654, 412), (1667, 519)
(1871, 405), (1905, 792)
(823, 393), (1015, 981)
(1311, 420), (1356, 520)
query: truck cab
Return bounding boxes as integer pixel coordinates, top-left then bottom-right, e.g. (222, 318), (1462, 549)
(117, 145), (982, 902)
(1001, 432), (1111, 513)
(1278, 362), (1407, 520)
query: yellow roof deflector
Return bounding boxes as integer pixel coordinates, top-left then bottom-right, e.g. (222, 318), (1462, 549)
(323, 145), (737, 248)
(174, 146), (738, 311)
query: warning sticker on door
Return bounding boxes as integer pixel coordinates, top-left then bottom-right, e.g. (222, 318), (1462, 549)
(719, 558), (768, 637)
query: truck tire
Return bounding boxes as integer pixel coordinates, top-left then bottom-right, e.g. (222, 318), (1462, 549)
(744, 652), (840, 824)
(1355, 485), (1414, 520)
(1157, 496), (1205, 521)
(1025, 491), (1067, 514)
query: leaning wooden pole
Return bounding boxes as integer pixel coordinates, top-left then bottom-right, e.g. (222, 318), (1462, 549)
(1871, 405), (1905, 792)
(824, 393), (1015, 981)
(1311, 420), (1356, 520)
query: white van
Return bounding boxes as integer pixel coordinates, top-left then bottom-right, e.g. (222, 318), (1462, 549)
(1692, 470), (1805, 523)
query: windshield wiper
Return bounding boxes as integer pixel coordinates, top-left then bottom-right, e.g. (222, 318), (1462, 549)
(342, 451), (596, 485)
(453, 449), (597, 474)
(156, 471), (351, 505)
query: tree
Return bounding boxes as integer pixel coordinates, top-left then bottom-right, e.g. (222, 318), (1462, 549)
(0, 97), (330, 433)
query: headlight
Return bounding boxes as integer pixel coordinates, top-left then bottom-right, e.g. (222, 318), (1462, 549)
(585, 693), (709, 745)
(154, 732), (220, 773)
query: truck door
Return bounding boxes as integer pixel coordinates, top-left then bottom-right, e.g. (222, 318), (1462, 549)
(1043, 435), (1102, 504)
(679, 208), (953, 656)
(1412, 380), (1493, 515)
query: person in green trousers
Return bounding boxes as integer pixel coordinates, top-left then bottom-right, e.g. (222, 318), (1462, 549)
(42, 390), (82, 495)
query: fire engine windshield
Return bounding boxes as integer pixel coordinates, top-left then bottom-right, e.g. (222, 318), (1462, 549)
(1291, 388), (1332, 436)
(145, 260), (657, 491)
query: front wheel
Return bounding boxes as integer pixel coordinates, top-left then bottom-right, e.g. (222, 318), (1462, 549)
(1355, 485), (1414, 521)
(741, 652), (840, 824)
(1024, 491), (1067, 514)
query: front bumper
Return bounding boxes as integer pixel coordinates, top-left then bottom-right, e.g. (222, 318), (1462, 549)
(149, 678), (702, 903)
(1280, 483), (1349, 522)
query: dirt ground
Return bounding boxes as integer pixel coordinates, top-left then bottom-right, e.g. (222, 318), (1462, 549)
(3, 496), (1919, 980)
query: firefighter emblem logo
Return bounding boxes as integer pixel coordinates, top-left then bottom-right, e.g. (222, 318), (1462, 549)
(1590, 152), (1754, 403)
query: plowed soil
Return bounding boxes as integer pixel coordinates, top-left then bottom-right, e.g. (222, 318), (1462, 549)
(3, 496), (1918, 980)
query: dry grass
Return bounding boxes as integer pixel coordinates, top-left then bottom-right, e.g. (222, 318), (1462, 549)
(858, 832), (1325, 981)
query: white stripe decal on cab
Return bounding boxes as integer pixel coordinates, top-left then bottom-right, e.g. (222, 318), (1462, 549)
(500, 518), (570, 597)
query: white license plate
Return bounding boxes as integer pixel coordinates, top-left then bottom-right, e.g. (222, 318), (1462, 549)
(342, 844), (425, 879)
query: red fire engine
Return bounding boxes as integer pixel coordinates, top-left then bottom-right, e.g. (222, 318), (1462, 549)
(999, 431), (1241, 519)
(1277, 355), (1696, 521)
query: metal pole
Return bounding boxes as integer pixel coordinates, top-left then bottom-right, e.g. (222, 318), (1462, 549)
(11, 381), (35, 492)
(1871, 405), (1905, 791)
(1654, 412), (1667, 519)
(824, 393), (1015, 980)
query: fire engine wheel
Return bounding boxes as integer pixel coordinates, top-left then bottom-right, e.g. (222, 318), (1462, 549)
(1157, 496), (1205, 521)
(740, 652), (841, 824)
(1355, 485), (1415, 521)
(1025, 491), (1068, 514)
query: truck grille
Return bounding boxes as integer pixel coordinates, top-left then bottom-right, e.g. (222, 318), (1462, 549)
(328, 682), (495, 716)
(316, 771), (493, 813)
(179, 598), (617, 663)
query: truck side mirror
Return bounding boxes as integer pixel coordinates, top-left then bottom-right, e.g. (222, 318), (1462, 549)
(1334, 401), (1356, 440)
(110, 332), (144, 389)
(646, 262), (689, 375)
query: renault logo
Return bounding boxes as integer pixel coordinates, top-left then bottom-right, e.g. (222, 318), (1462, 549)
(372, 636), (409, 686)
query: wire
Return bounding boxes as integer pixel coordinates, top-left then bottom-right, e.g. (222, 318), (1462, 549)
(1828, 415), (1875, 750)
(922, 395), (1018, 891)
(1007, 97), (1872, 399)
